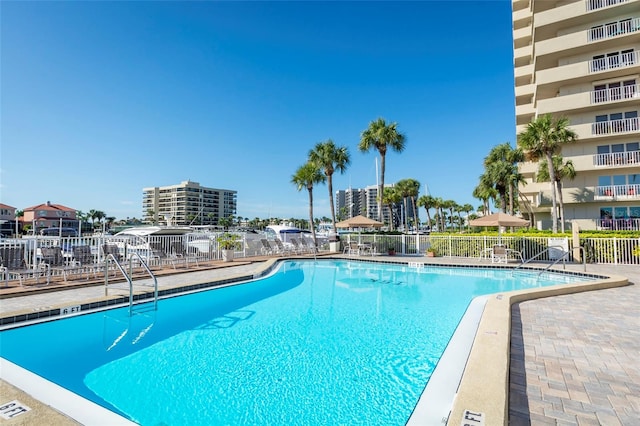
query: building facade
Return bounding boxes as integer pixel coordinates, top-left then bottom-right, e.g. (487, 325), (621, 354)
(335, 185), (416, 229)
(142, 180), (237, 226)
(21, 202), (79, 233)
(513, 0), (640, 230)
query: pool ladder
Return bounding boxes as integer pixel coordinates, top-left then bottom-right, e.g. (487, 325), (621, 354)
(513, 245), (586, 276)
(104, 253), (158, 315)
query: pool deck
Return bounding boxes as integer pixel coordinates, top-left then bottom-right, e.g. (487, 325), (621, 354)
(0, 254), (638, 425)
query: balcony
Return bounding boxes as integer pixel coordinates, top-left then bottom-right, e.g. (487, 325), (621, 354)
(588, 18), (640, 41)
(592, 117), (639, 135)
(589, 50), (638, 73)
(591, 83), (639, 104)
(596, 217), (640, 231)
(593, 150), (640, 167)
(594, 184), (640, 200)
(586, 0), (629, 12)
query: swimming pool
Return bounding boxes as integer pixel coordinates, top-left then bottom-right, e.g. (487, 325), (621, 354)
(0, 260), (594, 425)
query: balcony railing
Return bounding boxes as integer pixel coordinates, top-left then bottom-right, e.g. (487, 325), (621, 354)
(588, 18), (640, 41)
(594, 150), (640, 166)
(594, 184), (640, 199)
(596, 218), (640, 231)
(586, 0), (628, 11)
(592, 117), (639, 135)
(589, 50), (637, 73)
(591, 83), (638, 103)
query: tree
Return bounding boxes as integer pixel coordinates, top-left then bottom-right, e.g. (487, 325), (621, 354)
(395, 178), (421, 232)
(308, 139), (351, 234)
(461, 203), (474, 230)
(537, 155), (576, 233)
(417, 195), (436, 230)
(481, 143), (524, 214)
(381, 186), (402, 231)
(473, 178), (497, 216)
(359, 118), (406, 222)
(15, 209), (23, 236)
(517, 114), (578, 233)
(291, 161), (326, 247)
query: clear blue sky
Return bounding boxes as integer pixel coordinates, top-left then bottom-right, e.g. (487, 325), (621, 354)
(1, 1), (515, 222)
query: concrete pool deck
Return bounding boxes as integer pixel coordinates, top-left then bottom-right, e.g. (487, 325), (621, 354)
(0, 255), (638, 425)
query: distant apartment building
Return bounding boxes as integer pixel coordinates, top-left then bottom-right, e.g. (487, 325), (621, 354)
(142, 180), (237, 226)
(335, 185), (416, 228)
(22, 202), (78, 233)
(513, 0), (640, 230)
(0, 203), (17, 236)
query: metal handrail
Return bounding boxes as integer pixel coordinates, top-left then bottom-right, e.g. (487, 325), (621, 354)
(129, 252), (158, 313)
(104, 252), (158, 315)
(514, 245), (587, 275)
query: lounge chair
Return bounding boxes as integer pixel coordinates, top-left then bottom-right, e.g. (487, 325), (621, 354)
(170, 241), (199, 267)
(72, 245), (101, 280)
(0, 246), (49, 286)
(298, 237), (317, 254)
(260, 239), (275, 255)
(271, 239), (292, 255)
(40, 246), (84, 282)
(289, 238), (306, 254)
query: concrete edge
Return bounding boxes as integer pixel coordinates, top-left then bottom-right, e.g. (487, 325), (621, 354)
(445, 273), (630, 426)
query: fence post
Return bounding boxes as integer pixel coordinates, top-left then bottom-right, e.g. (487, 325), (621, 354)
(613, 237), (618, 265)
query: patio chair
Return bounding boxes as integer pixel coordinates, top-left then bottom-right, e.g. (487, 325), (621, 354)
(491, 245), (508, 264)
(170, 241), (199, 268)
(40, 246), (82, 282)
(72, 245), (101, 279)
(299, 237), (317, 254)
(290, 238), (310, 254)
(271, 238), (293, 255)
(260, 239), (275, 255)
(0, 246), (49, 286)
(344, 242), (360, 256)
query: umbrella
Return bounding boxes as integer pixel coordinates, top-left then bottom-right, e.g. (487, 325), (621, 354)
(469, 212), (529, 242)
(469, 212), (530, 228)
(336, 215), (384, 229)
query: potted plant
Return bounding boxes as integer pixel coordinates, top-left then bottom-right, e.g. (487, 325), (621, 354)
(216, 233), (242, 262)
(426, 247), (437, 257)
(388, 247), (396, 256)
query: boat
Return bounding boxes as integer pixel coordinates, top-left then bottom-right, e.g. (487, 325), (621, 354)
(114, 226), (193, 237)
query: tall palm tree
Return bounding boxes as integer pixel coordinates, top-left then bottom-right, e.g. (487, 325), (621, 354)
(518, 114), (578, 233)
(381, 187), (402, 231)
(473, 179), (497, 215)
(359, 118), (406, 222)
(417, 195), (436, 231)
(461, 203), (474, 230)
(432, 197), (446, 232)
(291, 161), (326, 246)
(482, 143), (524, 214)
(308, 139), (351, 234)
(537, 155), (576, 233)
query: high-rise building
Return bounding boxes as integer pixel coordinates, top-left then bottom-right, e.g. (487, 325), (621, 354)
(513, 0), (640, 231)
(335, 185), (416, 228)
(142, 180), (237, 226)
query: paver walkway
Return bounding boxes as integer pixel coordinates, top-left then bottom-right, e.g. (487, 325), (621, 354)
(509, 275), (640, 425)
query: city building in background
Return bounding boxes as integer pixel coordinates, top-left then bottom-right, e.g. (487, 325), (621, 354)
(513, 0), (639, 230)
(21, 201), (79, 234)
(142, 180), (237, 226)
(335, 184), (416, 229)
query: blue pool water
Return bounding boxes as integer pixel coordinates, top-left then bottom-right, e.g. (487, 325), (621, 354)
(0, 260), (593, 425)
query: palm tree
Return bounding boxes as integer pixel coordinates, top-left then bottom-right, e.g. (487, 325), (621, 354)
(308, 139), (351, 234)
(537, 155), (576, 233)
(473, 179), (497, 216)
(482, 143), (524, 214)
(396, 178), (421, 232)
(461, 203), (474, 230)
(432, 197), (446, 232)
(381, 186), (402, 231)
(291, 161), (326, 246)
(359, 118), (406, 222)
(417, 195), (436, 231)
(517, 114), (578, 233)
(88, 209), (98, 228)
